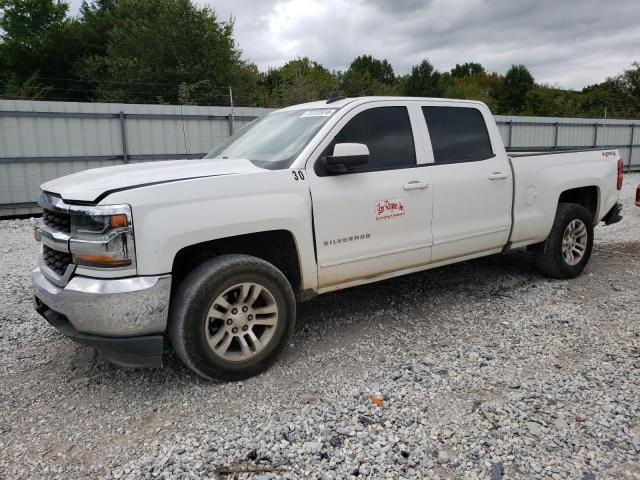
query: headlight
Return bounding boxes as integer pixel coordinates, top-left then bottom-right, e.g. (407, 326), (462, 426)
(71, 213), (129, 237)
(68, 206), (135, 269)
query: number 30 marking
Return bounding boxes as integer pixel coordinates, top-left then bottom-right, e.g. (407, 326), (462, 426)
(292, 170), (306, 181)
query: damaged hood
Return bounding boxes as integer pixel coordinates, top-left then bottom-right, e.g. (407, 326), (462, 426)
(41, 158), (263, 203)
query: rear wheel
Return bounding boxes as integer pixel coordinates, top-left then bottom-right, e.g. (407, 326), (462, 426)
(168, 254), (296, 381)
(534, 203), (594, 279)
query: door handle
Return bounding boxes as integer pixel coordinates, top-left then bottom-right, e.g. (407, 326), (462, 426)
(488, 172), (508, 180)
(403, 181), (428, 191)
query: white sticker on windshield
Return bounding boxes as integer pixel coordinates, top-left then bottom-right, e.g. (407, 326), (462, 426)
(299, 109), (336, 118)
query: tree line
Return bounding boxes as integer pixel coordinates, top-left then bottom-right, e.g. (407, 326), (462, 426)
(1, 0), (639, 119)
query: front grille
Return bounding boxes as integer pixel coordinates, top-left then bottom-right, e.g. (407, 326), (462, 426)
(43, 245), (72, 276)
(42, 208), (71, 234)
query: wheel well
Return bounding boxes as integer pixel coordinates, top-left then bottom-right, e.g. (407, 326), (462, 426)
(558, 186), (599, 223)
(171, 230), (302, 297)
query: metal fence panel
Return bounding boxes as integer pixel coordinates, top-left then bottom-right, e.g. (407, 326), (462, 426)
(558, 124), (592, 148)
(494, 115), (639, 170)
(0, 100), (638, 216)
(0, 100), (276, 213)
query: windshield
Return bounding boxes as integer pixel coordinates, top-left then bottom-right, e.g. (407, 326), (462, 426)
(204, 108), (337, 169)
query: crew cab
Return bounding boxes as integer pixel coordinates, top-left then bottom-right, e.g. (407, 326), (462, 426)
(32, 97), (624, 381)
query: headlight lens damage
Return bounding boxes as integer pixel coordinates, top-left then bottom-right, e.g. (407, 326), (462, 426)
(69, 208), (135, 269)
(71, 213), (129, 237)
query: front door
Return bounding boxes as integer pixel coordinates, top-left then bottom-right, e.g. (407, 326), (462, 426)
(307, 103), (433, 288)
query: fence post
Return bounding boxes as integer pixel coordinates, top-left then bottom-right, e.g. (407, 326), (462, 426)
(553, 122), (559, 149)
(593, 123), (599, 148)
(629, 124), (635, 172)
(119, 111), (129, 163)
(508, 120), (513, 149)
(228, 114), (234, 136)
(228, 86), (235, 136)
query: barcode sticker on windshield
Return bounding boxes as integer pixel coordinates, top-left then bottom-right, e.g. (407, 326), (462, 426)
(300, 109), (336, 118)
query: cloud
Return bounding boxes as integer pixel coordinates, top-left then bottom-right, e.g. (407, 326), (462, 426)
(69, 0), (640, 89)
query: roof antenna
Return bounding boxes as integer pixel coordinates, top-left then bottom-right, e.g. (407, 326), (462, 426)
(326, 92), (345, 104)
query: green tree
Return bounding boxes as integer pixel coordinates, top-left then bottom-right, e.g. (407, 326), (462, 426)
(623, 62), (640, 97)
(229, 62), (269, 107)
(450, 62), (485, 78)
(339, 55), (398, 97)
(404, 59), (442, 97)
(605, 62), (640, 98)
(0, 2), (637, 115)
(0, 72), (51, 99)
(339, 69), (372, 96)
(77, 0), (118, 57)
(58, 0), (121, 101)
(88, 0), (240, 104)
(580, 80), (640, 119)
(0, 0), (83, 99)
(443, 72), (502, 111)
(348, 54), (395, 85)
(497, 64), (534, 114)
(521, 86), (582, 117)
(265, 57), (338, 106)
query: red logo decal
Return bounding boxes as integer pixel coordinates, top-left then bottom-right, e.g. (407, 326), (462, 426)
(376, 198), (406, 221)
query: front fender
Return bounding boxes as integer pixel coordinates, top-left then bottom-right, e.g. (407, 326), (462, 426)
(103, 170), (318, 292)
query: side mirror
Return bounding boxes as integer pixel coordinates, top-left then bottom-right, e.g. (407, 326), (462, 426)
(324, 143), (369, 174)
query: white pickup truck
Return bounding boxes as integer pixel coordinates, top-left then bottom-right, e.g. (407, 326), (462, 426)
(32, 96), (624, 381)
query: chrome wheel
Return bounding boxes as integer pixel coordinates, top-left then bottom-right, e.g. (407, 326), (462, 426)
(562, 219), (588, 266)
(204, 282), (279, 362)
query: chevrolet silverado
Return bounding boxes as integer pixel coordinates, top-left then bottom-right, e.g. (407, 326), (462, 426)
(32, 96), (624, 381)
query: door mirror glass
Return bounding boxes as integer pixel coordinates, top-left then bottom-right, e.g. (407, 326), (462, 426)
(324, 143), (370, 174)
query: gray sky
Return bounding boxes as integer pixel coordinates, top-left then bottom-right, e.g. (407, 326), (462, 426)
(69, 0), (640, 90)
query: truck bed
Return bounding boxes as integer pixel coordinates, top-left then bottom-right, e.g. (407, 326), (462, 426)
(507, 148), (621, 249)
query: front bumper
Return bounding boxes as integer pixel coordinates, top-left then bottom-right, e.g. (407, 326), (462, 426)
(35, 303), (165, 368)
(32, 268), (171, 367)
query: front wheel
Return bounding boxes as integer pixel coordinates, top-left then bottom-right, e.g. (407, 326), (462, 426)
(168, 254), (296, 381)
(534, 203), (594, 279)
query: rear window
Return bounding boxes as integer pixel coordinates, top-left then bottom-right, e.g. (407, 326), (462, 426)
(422, 106), (494, 164)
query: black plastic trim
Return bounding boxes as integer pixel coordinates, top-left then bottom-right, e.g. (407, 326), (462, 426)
(428, 153), (497, 166)
(315, 159), (418, 176)
(508, 147), (620, 158)
(503, 155), (516, 250)
(602, 202), (623, 225)
(314, 153), (500, 177)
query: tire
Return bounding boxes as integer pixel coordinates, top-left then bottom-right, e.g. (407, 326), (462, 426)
(168, 254), (296, 381)
(534, 203), (594, 279)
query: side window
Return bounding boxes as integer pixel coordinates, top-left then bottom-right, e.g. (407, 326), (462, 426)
(327, 106), (416, 172)
(422, 106), (494, 164)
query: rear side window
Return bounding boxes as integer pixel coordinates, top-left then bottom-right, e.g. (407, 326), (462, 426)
(422, 106), (494, 164)
(329, 106), (416, 171)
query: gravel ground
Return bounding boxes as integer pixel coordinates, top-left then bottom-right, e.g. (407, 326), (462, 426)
(1, 174), (639, 480)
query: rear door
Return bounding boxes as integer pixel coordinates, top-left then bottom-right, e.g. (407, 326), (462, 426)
(419, 104), (512, 262)
(306, 102), (433, 288)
